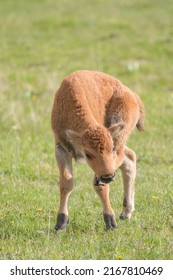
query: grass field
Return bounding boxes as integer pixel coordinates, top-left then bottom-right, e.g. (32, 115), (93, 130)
(0, 0), (173, 260)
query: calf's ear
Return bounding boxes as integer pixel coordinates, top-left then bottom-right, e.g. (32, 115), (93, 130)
(66, 130), (82, 147)
(108, 122), (124, 140)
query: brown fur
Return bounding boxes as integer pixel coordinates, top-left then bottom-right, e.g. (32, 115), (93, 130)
(51, 70), (144, 230)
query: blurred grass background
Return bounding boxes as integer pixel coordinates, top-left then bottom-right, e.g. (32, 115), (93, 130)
(0, 0), (173, 259)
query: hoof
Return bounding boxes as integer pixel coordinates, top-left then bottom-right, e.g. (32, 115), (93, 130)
(103, 213), (118, 230)
(119, 211), (132, 220)
(55, 213), (69, 231)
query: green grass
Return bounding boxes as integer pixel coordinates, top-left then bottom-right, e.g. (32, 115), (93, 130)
(0, 0), (173, 260)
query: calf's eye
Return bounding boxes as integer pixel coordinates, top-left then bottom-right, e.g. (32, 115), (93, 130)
(85, 152), (93, 160)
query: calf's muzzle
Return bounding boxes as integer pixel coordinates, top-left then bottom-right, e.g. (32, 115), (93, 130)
(100, 173), (115, 184)
(94, 172), (115, 186)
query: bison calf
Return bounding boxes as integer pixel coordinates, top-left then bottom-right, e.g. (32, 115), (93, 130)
(51, 70), (144, 230)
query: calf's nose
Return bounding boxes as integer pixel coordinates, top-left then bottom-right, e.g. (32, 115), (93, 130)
(100, 173), (115, 184)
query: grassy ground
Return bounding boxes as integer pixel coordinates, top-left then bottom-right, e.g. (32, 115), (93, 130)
(0, 0), (173, 260)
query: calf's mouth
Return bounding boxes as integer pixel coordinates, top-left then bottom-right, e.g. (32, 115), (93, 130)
(94, 173), (115, 186)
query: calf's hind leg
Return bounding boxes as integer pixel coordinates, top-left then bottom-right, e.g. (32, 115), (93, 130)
(93, 180), (117, 230)
(119, 146), (136, 220)
(55, 144), (73, 230)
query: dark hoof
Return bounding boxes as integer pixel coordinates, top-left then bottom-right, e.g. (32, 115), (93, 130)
(119, 213), (126, 220)
(119, 211), (132, 220)
(103, 213), (118, 230)
(55, 213), (69, 231)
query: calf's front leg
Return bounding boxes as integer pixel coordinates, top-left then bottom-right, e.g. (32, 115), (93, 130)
(119, 146), (136, 220)
(93, 180), (117, 230)
(55, 144), (73, 230)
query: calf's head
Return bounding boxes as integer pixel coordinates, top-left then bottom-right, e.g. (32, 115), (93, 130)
(67, 124), (124, 184)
